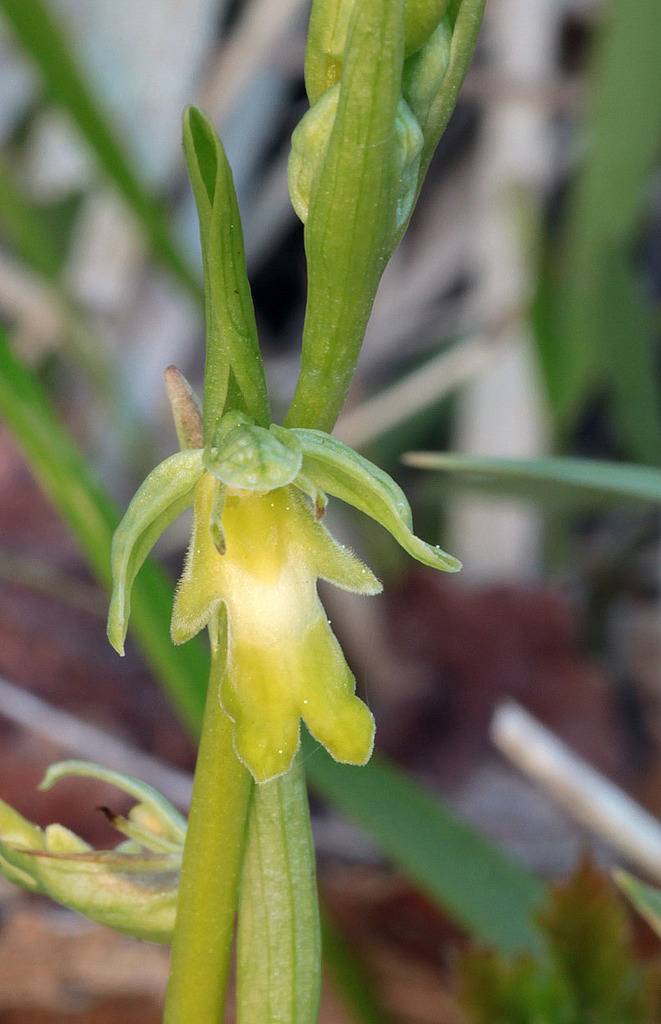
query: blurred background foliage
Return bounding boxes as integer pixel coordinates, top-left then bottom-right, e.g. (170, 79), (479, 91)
(0, 0), (661, 1021)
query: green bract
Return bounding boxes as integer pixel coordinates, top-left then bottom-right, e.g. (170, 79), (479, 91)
(286, 0), (485, 431)
(0, 761), (183, 943)
(183, 107), (270, 439)
(108, 380), (460, 783)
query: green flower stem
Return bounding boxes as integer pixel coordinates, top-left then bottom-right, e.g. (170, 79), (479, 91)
(237, 757), (321, 1023)
(164, 629), (252, 1023)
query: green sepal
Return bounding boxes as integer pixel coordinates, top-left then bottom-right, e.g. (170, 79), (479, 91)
(183, 106), (270, 438)
(204, 411), (302, 492)
(107, 449), (204, 655)
(292, 429), (461, 572)
(286, 0), (406, 431)
(614, 871), (661, 940)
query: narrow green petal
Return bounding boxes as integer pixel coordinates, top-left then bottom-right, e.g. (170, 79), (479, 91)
(108, 449), (203, 655)
(296, 507), (382, 594)
(293, 429), (461, 572)
(171, 479), (223, 645)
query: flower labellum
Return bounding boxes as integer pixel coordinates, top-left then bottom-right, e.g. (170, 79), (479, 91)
(108, 378), (460, 784)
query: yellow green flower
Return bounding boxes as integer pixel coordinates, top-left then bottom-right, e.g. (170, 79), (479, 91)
(108, 383), (460, 783)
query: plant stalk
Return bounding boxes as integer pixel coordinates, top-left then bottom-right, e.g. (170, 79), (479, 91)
(237, 756), (321, 1023)
(164, 620), (252, 1023)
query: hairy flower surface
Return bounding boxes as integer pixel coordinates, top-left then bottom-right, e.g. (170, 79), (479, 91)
(108, 391), (460, 783)
(172, 475), (380, 781)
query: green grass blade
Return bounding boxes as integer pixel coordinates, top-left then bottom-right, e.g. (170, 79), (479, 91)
(304, 736), (543, 954)
(615, 871), (661, 940)
(0, 334), (208, 731)
(405, 452), (661, 506)
(540, 0), (661, 442)
(0, 331), (542, 953)
(0, 156), (62, 280)
(321, 911), (389, 1024)
(0, 0), (200, 300)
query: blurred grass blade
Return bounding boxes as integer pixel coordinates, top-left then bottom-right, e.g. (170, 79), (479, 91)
(0, 156), (62, 280)
(303, 735), (543, 954)
(615, 871), (661, 940)
(321, 911), (389, 1024)
(600, 249), (661, 467)
(0, 330), (542, 953)
(0, 334), (208, 732)
(0, 0), (200, 299)
(405, 452), (661, 506)
(538, 0), (661, 446)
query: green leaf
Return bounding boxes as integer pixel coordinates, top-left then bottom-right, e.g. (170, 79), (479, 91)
(108, 449), (204, 656)
(0, 0), (200, 299)
(0, 334), (209, 733)
(615, 870), (661, 941)
(183, 107), (270, 438)
(293, 429), (461, 571)
(540, 0), (661, 439)
(286, 0), (405, 432)
(404, 451), (661, 506)
(458, 859), (659, 1023)
(0, 328), (541, 955)
(540, 859), (649, 1023)
(303, 733), (544, 954)
(458, 950), (562, 1024)
(237, 760), (321, 1022)
(0, 155), (62, 280)
(599, 248), (661, 467)
(321, 911), (389, 1024)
